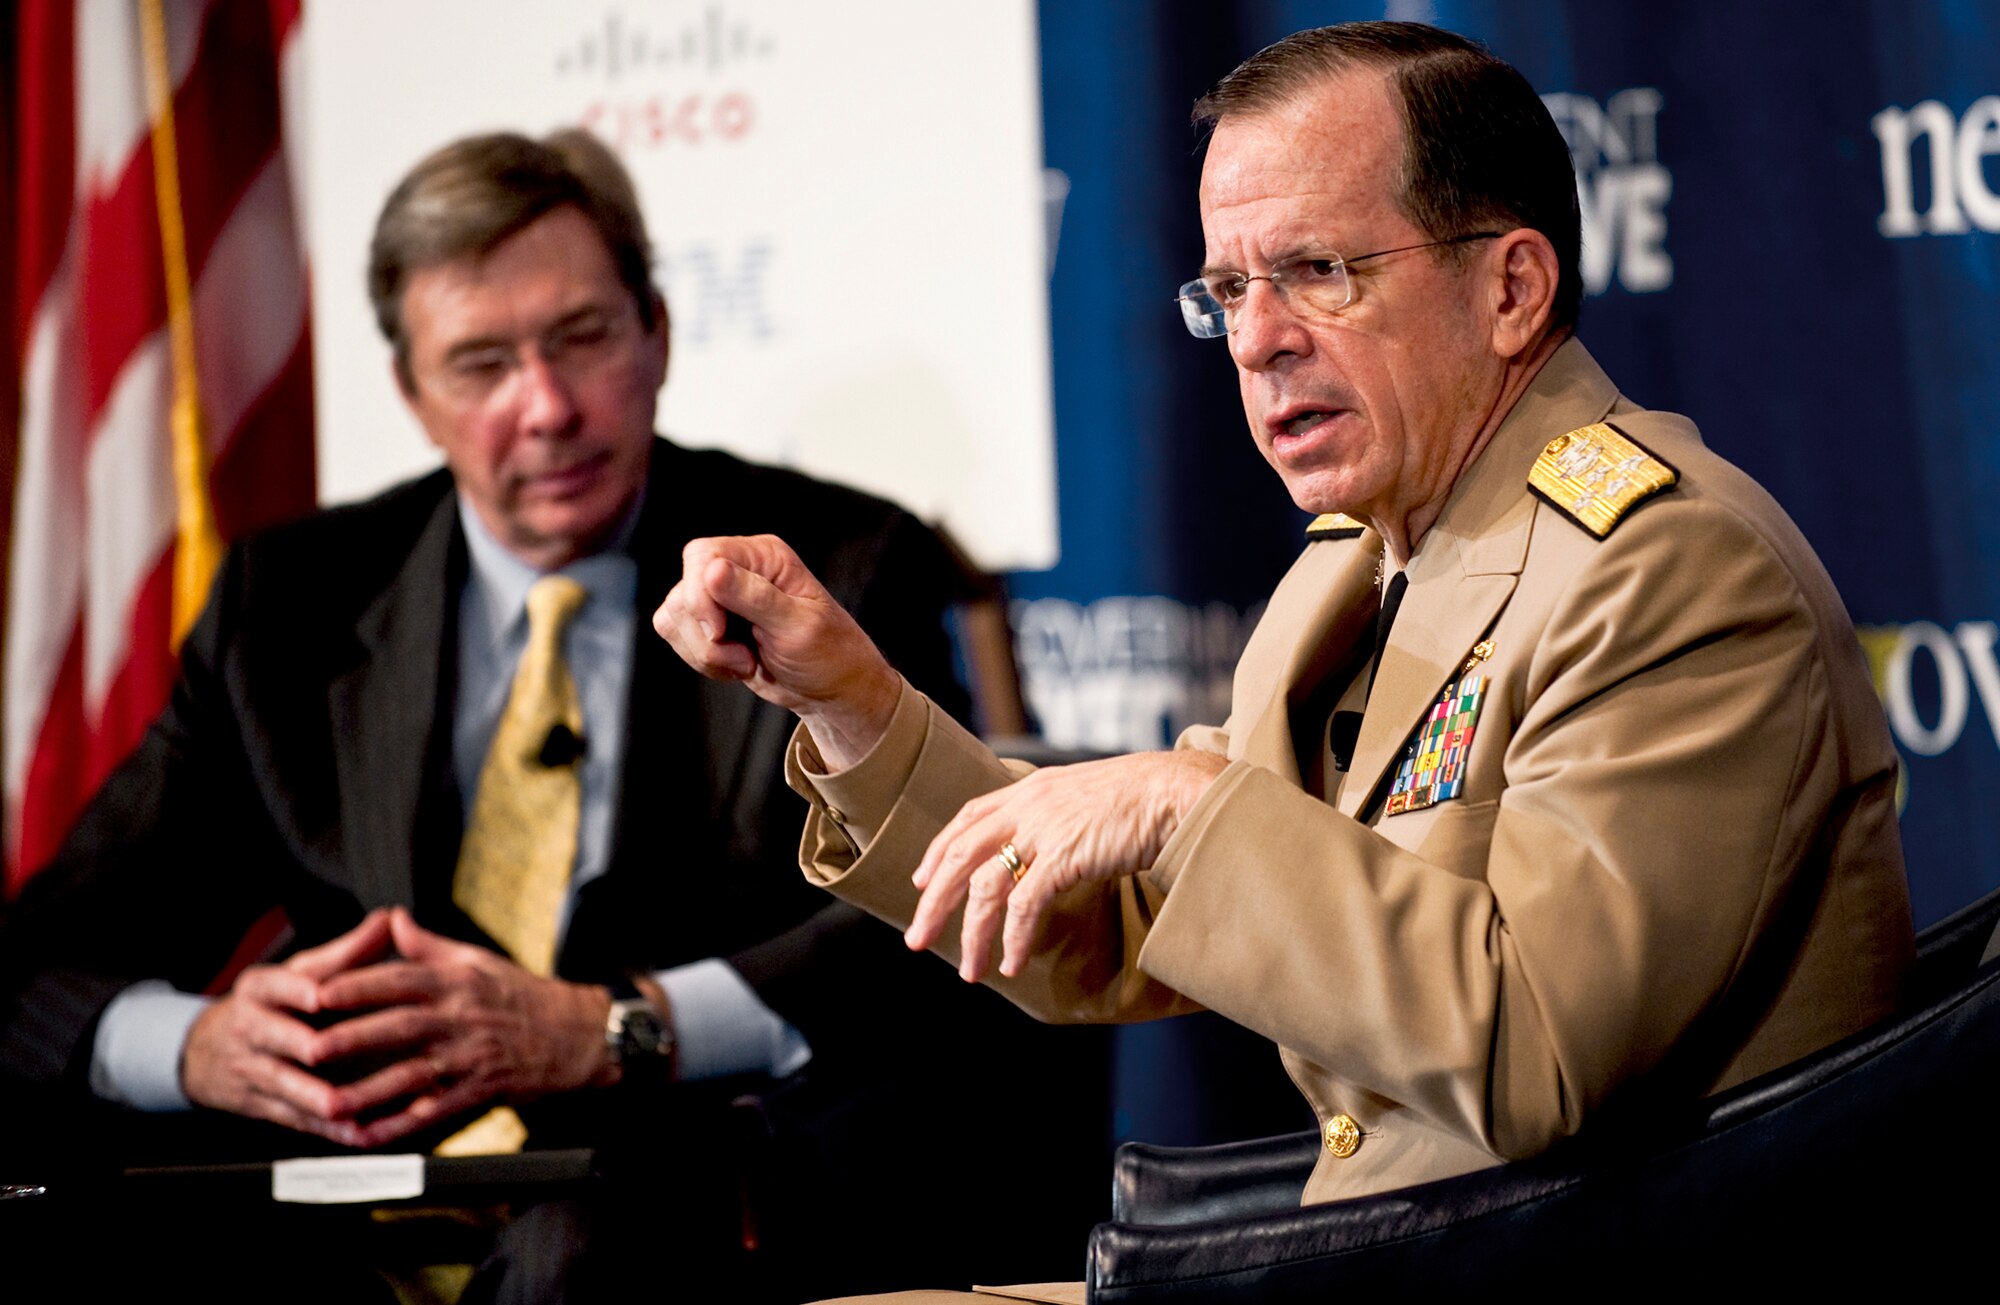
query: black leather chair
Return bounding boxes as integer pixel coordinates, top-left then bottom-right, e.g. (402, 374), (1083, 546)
(1088, 885), (2000, 1298)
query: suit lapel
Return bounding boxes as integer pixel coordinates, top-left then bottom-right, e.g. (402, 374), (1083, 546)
(571, 441), (751, 973)
(612, 451), (739, 861)
(329, 487), (462, 910)
(613, 439), (750, 856)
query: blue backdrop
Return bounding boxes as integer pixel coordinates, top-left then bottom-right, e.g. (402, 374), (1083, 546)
(1025, 0), (2000, 1145)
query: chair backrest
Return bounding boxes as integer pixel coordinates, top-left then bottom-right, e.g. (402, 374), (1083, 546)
(1087, 884), (2000, 1299)
(1910, 881), (2000, 1006)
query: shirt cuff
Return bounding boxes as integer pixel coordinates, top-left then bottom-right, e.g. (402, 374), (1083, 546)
(655, 959), (812, 1081)
(788, 675), (927, 849)
(89, 981), (209, 1111)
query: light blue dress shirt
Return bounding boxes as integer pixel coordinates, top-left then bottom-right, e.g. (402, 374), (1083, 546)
(90, 494), (809, 1110)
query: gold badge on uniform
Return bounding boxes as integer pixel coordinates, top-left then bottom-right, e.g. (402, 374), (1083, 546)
(1528, 422), (1677, 538)
(1304, 513), (1365, 541)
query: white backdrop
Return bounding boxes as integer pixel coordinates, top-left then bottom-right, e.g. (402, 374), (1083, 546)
(300, 0), (1056, 570)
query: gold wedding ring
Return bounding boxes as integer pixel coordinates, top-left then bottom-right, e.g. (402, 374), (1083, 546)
(997, 842), (1026, 883)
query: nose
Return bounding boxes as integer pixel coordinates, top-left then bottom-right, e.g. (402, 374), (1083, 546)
(1226, 279), (1313, 372)
(513, 352), (581, 439)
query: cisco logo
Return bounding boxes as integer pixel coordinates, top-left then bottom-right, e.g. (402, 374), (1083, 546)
(1872, 97), (2000, 236)
(558, 4), (775, 153)
(554, 6), (775, 82)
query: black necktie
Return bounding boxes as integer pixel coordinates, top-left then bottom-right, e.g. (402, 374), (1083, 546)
(1329, 570), (1408, 773)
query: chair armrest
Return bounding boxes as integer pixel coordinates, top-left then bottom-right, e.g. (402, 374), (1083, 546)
(1909, 883), (2000, 1007)
(1110, 1129), (1318, 1225)
(1089, 1161), (1578, 1302)
(1087, 960), (2000, 1300)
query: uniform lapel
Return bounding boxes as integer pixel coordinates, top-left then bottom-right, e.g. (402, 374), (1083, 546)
(1335, 338), (1620, 819)
(329, 487), (462, 910)
(1337, 558), (1518, 819)
(1237, 536), (1383, 784)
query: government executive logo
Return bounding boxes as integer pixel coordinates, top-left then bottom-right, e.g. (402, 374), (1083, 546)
(1542, 88), (1672, 295)
(1011, 597), (1257, 753)
(1873, 96), (2000, 236)
(1856, 622), (2000, 813)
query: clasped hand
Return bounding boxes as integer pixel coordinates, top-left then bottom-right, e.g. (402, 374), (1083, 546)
(181, 907), (613, 1148)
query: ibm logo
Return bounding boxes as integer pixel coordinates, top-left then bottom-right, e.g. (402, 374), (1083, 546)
(1872, 97), (2000, 236)
(661, 241), (776, 345)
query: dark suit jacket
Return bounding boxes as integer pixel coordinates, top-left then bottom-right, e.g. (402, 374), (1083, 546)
(0, 438), (1113, 1293)
(0, 436), (974, 1096)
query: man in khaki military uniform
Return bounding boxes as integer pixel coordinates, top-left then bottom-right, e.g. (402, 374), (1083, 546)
(656, 22), (1912, 1298)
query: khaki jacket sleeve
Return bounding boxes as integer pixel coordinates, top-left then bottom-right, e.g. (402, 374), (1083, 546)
(788, 681), (1200, 1024)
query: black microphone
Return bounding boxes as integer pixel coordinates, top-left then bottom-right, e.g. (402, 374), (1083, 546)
(538, 723), (587, 768)
(1329, 711), (1363, 773)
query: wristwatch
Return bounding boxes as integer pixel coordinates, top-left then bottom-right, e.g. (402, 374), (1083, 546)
(604, 983), (677, 1076)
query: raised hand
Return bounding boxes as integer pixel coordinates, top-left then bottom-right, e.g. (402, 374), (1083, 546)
(655, 534), (901, 769)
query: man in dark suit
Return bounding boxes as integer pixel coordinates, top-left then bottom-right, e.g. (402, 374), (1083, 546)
(0, 130), (1098, 1299)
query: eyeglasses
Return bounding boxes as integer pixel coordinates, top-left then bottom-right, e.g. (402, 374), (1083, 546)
(1175, 233), (1501, 339)
(420, 303), (643, 404)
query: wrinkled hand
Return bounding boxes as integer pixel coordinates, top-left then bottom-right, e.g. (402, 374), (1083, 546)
(181, 908), (397, 1147)
(300, 908), (616, 1145)
(906, 751), (1228, 982)
(654, 534), (900, 769)
(183, 907), (618, 1149)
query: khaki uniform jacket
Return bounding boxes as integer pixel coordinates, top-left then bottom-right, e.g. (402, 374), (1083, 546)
(791, 339), (1913, 1204)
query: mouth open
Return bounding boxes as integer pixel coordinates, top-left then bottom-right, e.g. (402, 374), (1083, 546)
(1268, 405), (1351, 458)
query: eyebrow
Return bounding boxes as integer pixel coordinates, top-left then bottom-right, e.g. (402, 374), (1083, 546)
(1197, 245), (1325, 280)
(439, 305), (613, 362)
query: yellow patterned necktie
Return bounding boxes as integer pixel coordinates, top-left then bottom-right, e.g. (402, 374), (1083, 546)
(451, 573), (589, 978)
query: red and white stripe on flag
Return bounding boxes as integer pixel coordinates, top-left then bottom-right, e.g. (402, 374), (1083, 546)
(6, 0), (317, 894)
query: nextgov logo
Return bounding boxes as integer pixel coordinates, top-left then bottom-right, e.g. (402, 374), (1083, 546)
(1543, 89), (1672, 295)
(1873, 97), (2000, 236)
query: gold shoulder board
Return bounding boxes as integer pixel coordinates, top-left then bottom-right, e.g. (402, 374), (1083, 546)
(1528, 422), (1678, 538)
(1304, 513), (1365, 541)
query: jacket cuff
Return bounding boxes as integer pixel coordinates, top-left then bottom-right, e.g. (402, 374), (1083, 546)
(786, 676), (926, 853)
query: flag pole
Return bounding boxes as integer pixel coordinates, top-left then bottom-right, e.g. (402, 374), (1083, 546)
(137, 0), (223, 650)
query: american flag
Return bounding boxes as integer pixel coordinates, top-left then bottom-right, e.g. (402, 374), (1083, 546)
(5, 0), (317, 893)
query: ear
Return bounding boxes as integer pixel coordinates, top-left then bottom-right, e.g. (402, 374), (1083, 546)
(392, 352), (418, 401)
(1486, 229), (1559, 360)
(648, 290), (671, 390)
(393, 355), (446, 450)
